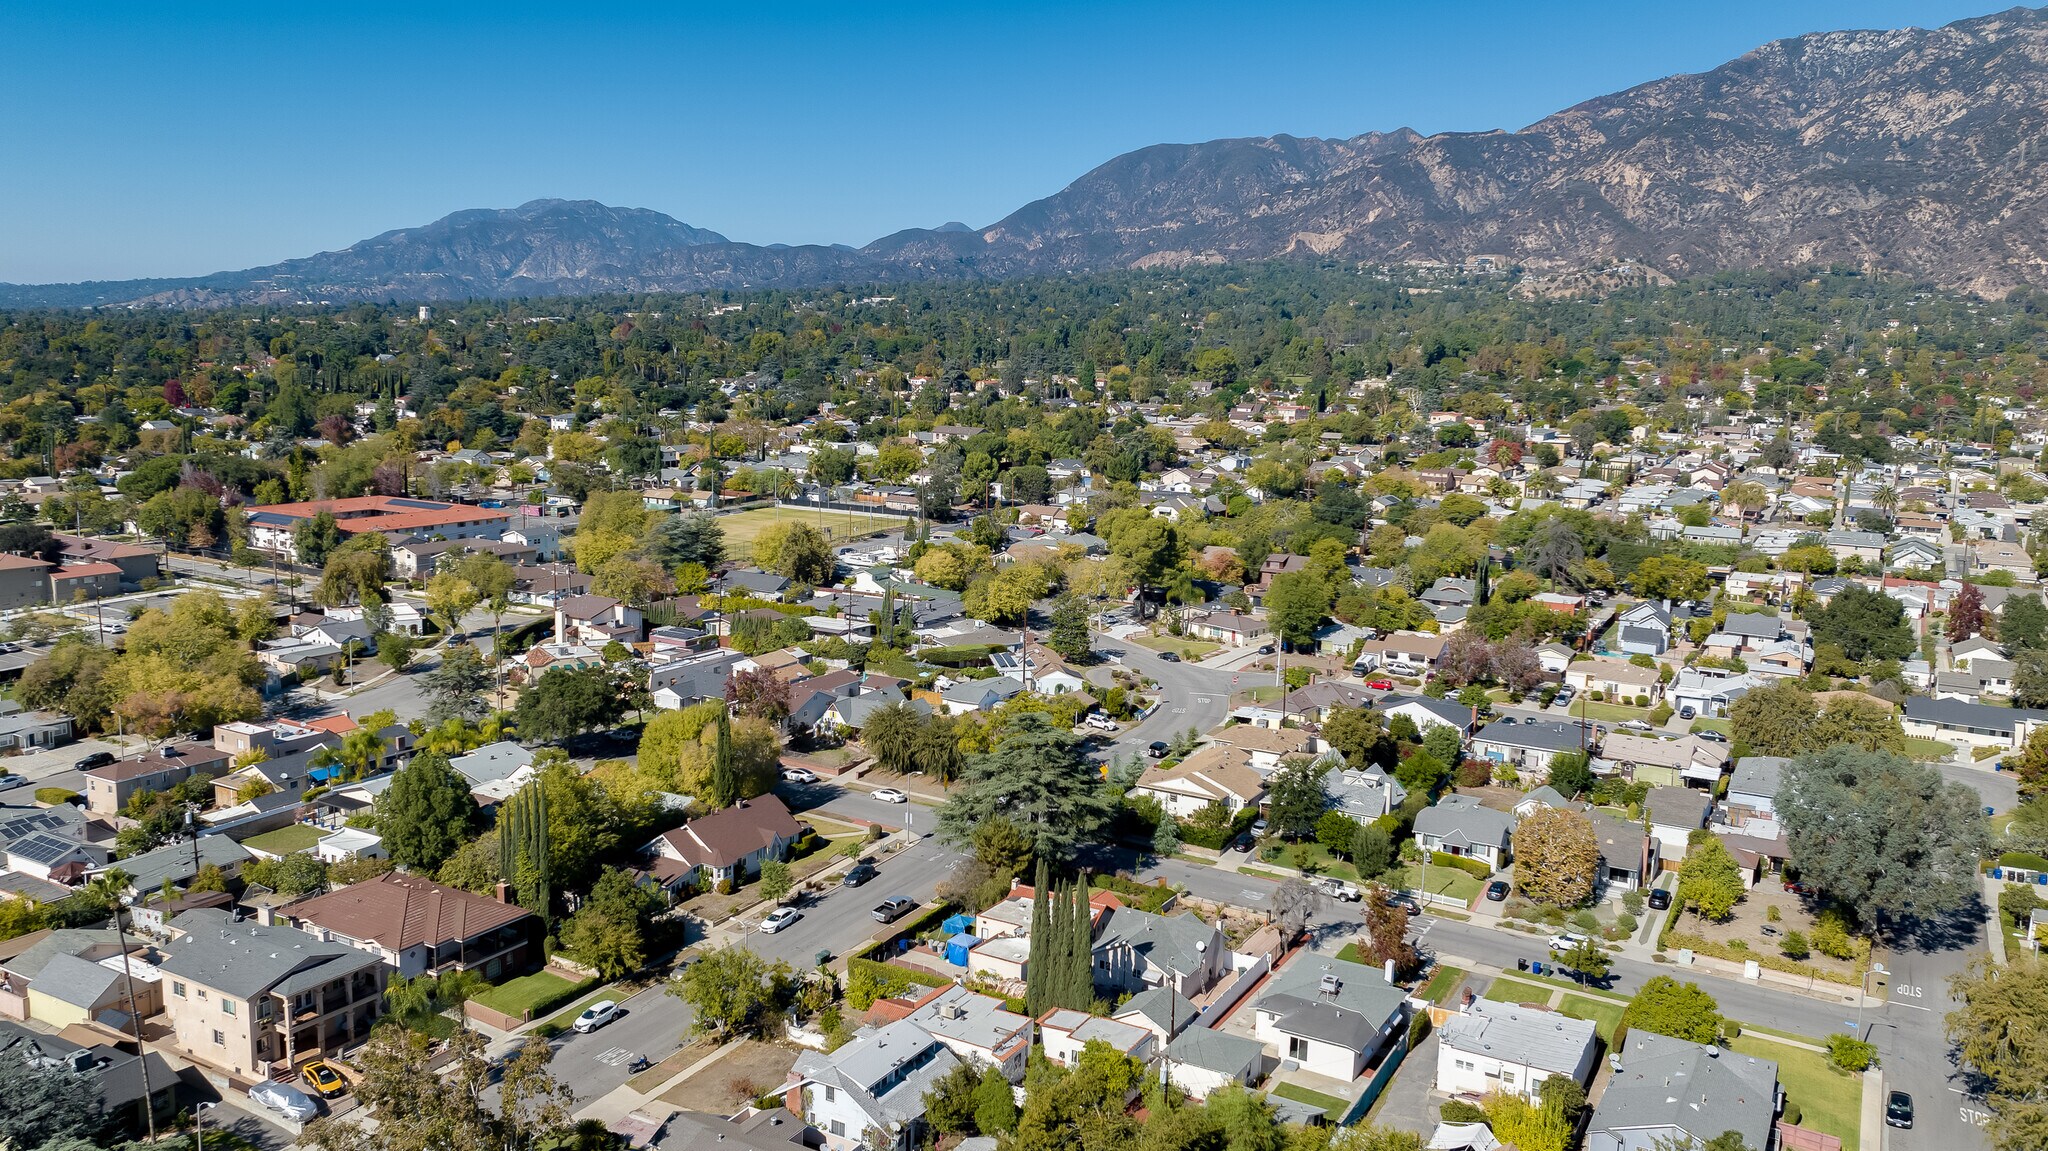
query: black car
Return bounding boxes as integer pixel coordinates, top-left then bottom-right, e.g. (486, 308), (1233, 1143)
(841, 863), (878, 888)
(1147, 741), (1170, 758)
(1647, 888), (1672, 911)
(1695, 729), (1729, 743)
(1158, 651), (1180, 663)
(1885, 1090), (1914, 1129)
(73, 751), (115, 770)
(1485, 880), (1510, 902)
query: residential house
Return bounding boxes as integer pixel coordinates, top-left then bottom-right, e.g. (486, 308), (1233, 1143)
(157, 909), (386, 1078)
(785, 1018), (961, 1151)
(1564, 658), (1662, 704)
(1903, 696), (2048, 751)
(888, 984), (1032, 1080)
(1208, 724), (1319, 771)
(1727, 756), (1790, 826)
(1645, 787), (1713, 869)
(1616, 602), (1672, 656)
(1129, 746), (1267, 820)
(1414, 796), (1515, 872)
(0, 1019), (176, 1138)
(1598, 734), (1729, 790)
(1377, 695), (1477, 738)
(1326, 767), (1407, 823)
(1824, 530), (1887, 567)
(1251, 955), (1410, 1082)
(1163, 1027), (1269, 1100)
(1969, 540), (2034, 580)
(1436, 999), (1598, 1101)
(640, 796), (803, 895)
(1669, 668), (1769, 719)
(1182, 610), (1270, 647)
(284, 872), (539, 981)
(1037, 1008), (1156, 1066)
(553, 594), (644, 645)
(1468, 720), (1594, 782)
(938, 675), (1027, 716)
(1355, 632), (1448, 675)
(1111, 985), (1198, 1044)
(81, 742), (230, 817)
(1586, 1031), (1781, 1151)
(244, 496), (510, 558)
(1089, 906), (1229, 998)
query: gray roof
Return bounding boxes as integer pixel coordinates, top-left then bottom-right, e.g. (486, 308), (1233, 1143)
(789, 1018), (959, 1129)
(156, 909), (382, 1000)
(0, 928), (124, 980)
(1729, 756), (1791, 799)
(1091, 907), (1220, 978)
(30, 952), (123, 1008)
(1381, 694), (1472, 730)
(1903, 694), (2048, 736)
(1116, 985), (1197, 1038)
(447, 741), (535, 785)
(1589, 1030), (1779, 1150)
(1645, 786), (1712, 830)
(1255, 956), (1409, 1052)
(0, 1018), (174, 1112)
(1414, 795), (1515, 852)
(1475, 719), (1591, 754)
(1166, 1026), (1266, 1077)
(1719, 612), (1786, 640)
(110, 835), (251, 893)
(1438, 998), (1597, 1075)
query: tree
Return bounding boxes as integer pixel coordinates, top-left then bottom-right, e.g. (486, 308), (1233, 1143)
(498, 781), (552, 914)
(1555, 935), (1612, 985)
(1352, 822), (1393, 878)
(1629, 555), (1709, 601)
(754, 520), (834, 584)
(497, 1035), (580, 1151)
(1809, 696), (1905, 755)
(1809, 584), (1914, 662)
(1514, 807), (1600, 907)
(375, 630), (417, 673)
(301, 1025), (506, 1151)
(1047, 594), (1092, 662)
(376, 750), (480, 870)
(1264, 569), (1333, 649)
(1437, 629), (1493, 688)
(1547, 749), (1594, 799)
(1354, 886), (1419, 975)
(1618, 976), (1724, 1044)
(0, 1049), (109, 1149)
(2015, 726), (2048, 799)
(758, 859), (792, 904)
(2000, 593), (2048, 649)
(644, 511), (725, 570)
(514, 665), (625, 743)
(937, 713), (1114, 863)
(1945, 954), (2048, 1151)
(317, 536), (389, 608)
(972, 1063), (1020, 1135)
(726, 666), (792, 722)
(1676, 836), (1745, 922)
(2015, 648), (2048, 710)
(1728, 679), (1819, 757)
(1322, 706), (1395, 771)
(1270, 878), (1322, 940)
(1264, 756), (1330, 840)
(862, 702), (924, 774)
(1480, 1090), (1574, 1151)
(420, 643), (492, 722)
(424, 571), (480, 638)
(670, 945), (792, 1040)
(1318, 811), (1362, 859)
(560, 866), (661, 980)
(1779, 747), (1988, 930)
(915, 714), (964, 783)
(293, 511), (343, 566)
(1951, 581), (1987, 642)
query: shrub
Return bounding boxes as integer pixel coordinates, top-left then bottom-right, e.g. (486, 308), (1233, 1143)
(1765, 904), (1782, 922)
(1571, 910), (1600, 932)
(1650, 702), (1674, 725)
(1456, 758), (1492, 788)
(1809, 908), (1861, 960)
(1431, 852), (1495, 879)
(1999, 851), (2048, 872)
(1617, 912), (1639, 934)
(1782, 1101), (1803, 1126)
(1622, 890), (1645, 915)
(1440, 1099), (1488, 1125)
(1827, 1034), (1877, 1072)
(34, 787), (80, 806)
(1591, 690), (1606, 702)
(1999, 886), (2046, 931)
(1780, 930), (1810, 960)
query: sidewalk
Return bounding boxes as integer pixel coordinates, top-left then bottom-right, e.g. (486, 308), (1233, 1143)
(1983, 874), (2008, 964)
(574, 1037), (746, 1126)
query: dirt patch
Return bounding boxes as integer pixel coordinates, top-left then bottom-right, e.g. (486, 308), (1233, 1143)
(1672, 883), (1866, 981)
(657, 1040), (800, 1113)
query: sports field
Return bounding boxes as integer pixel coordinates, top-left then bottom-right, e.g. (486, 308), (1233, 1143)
(716, 504), (909, 551)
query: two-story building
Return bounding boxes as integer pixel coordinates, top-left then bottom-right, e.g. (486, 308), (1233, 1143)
(283, 872), (540, 981)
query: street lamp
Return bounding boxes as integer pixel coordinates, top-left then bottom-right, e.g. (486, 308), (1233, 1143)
(1855, 961), (1888, 1038)
(194, 1101), (217, 1151)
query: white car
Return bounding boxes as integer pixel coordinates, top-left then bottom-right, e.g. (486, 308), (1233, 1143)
(872, 788), (908, 803)
(248, 1080), (319, 1122)
(1547, 932), (1594, 953)
(761, 907), (803, 933)
(572, 1000), (621, 1033)
(782, 768), (818, 784)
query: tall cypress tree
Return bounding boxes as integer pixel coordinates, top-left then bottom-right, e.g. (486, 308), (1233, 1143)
(708, 709), (740, 808)
(1063, 873), (1095, 1010)
(1026, 858), (1054, 1017)
(497, 783), (553, 920)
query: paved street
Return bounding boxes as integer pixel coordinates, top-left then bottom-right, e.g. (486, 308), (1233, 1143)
(1089, 639), (1239, 763)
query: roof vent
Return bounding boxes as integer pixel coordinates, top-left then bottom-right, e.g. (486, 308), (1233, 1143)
(1318, 974), (1342, 997)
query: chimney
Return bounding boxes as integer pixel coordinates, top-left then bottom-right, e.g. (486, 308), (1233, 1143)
(495, 881), (513, 904)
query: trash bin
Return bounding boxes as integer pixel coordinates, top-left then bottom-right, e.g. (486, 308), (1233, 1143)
(1516, 958), (1529, 972)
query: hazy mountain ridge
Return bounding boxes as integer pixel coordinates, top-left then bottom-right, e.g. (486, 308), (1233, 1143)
(11, 6), (2048, 306)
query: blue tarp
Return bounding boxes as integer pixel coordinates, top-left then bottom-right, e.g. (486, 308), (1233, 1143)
(941, 913), (975, 936)
(945, 933), (979, 966)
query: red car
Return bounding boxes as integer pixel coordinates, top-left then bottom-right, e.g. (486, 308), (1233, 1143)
(1783, 881), (1816, 896)
(1366, 679), (1394, 691)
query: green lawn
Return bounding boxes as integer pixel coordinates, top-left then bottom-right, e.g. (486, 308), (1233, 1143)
(470, 971), (587, 1021)
(1269, 1080), (1349, 1118)
(1128, 633), (1221, 660)
(1567, 699), (1656, 723)
(1731, 1036), (1862, 1145)
(1688, 717), (1734, 737)
(1482, 976), (1556, 1005)
(1393, 862), (1484, 903)
(242, 823), (326, 856)
(1420, 965), (1467, 1005)
(1559, 994), (1626, 1044)
(1903, 736), (1959, 762)
(716, 505), (905, 550)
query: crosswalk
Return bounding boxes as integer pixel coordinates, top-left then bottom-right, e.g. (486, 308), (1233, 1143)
(593, 1046), (636, 1066)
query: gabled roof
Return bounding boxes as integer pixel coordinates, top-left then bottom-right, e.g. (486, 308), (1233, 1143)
(1589, 1030), (1778, 1150)
(287, 872), (534, 952)
(1439, 999), (1596, 1074)
(647, 795), (802, 871)
(157, 909), (381, 1000)
(1414, 795), (1515, 851)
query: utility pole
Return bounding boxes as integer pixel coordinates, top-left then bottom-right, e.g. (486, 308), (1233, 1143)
(111, 896), (157, 1143)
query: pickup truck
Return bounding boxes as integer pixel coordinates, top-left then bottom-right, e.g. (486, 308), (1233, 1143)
(872, 897), (917, 923)
(1314, 877), (1362, 902)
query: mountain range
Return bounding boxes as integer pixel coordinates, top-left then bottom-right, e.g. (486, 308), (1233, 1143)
(11, 5), (2048, 307)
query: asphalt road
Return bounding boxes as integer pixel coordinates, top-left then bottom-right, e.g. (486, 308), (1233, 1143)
(1088, 639), (1239, 763)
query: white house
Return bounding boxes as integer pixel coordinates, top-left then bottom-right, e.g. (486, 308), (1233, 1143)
(1251, 956), (1409, 1082)
(785, 1019), (961, 1151)
(1413, 795), (1516, 872)
(1436, 999), (1598, 1101)
(1037, 1008), (1156, 1067)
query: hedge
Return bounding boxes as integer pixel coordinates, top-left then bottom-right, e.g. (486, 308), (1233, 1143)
(1091, 873), (1178, 913)
(847, 957), (953, 1008)
(848, 902), (953, 964)
(34, 788), (79, 806)
(1179, 804), (1259, 851)
(1998, 851), (2048, 872)
(919, 644), (1002, 667)
(1430, 852), (1495, 879)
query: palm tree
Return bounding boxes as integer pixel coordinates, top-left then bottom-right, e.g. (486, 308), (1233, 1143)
(1722, 480), (1768, 523)
(1874, 484), (1899, 518)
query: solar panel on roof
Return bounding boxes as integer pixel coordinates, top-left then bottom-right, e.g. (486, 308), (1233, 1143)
(7, 833), (79, 865)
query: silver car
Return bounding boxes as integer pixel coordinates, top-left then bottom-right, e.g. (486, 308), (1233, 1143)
(249, 1079), (319, 1122)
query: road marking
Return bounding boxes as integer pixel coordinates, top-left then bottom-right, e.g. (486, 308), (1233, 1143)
(594, 1047), (633, 1066)
(1239, 889), (1269, 903)
(1890, 1002), (1933, 1012)
(1171, 707), (1187, 714)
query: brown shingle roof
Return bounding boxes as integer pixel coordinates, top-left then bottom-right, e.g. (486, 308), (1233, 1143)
(287, 872), (533, 951)
(649, 795), (803, 870)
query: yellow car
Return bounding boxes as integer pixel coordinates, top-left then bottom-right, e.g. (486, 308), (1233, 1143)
(300, 1059), (347, 1099)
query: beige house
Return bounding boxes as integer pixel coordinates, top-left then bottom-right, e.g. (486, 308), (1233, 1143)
(81, 743), (230, 816)
(1598, 733), (1730, 789)
(1564, 658), (1662, 703)
(1128, 746), (1267, 819)
(157, 910), (385, 1078)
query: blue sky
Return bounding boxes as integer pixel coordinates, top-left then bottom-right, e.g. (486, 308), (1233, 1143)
(0, 1), (2005, 283)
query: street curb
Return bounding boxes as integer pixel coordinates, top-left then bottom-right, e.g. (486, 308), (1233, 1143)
(1859, 1067), (1884, 1151)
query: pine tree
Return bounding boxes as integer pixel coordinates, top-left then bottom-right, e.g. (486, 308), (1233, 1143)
(1063, 873), (1095, 1009)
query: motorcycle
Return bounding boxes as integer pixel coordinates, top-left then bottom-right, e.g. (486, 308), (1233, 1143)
(627, 1054), (651, 1074)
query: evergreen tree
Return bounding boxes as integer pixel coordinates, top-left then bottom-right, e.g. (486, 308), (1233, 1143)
(707, 708), (741, 808)
(499, 783), (553, 918)
(1026, 858), (1055, 1017)
(1062, 872), (1095, 1009)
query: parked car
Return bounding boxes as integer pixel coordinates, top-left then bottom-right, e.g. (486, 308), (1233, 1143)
(841, 862), (878, 888)
(1553, 687), (1576, 703)
(1886, 1091), (1914, 1129)
(1647, 888), (1672, 911)
(300, 1060), (348, 1099)
(1147, 741), (1170, 758)
(1547, 932), (1593, 953)
(872, 788), (908, 804)
(1619, 720), (1656, 733)
(1696, 729), (1728, 744)
(573, 1000), (621, 1033)
(760, 907), (802, 934)
(1783, 881), (1816, 896)
(872, 897), (917, 922)
(1384, 890), (1421, 912)
(73, 751), (115, 770)
(1251, 817), (1268, 834)
(1366, 679), (1394, 691)
(1085, 715), (1119, 732)
(0, 774), (24, 793)
(1678, 706), (1697, 720)
(1485, 880), (1510, 902)
(249, 1080), (319, 1122)
(782, 767), (818, 784)
(1158, 651), (1180, 663)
